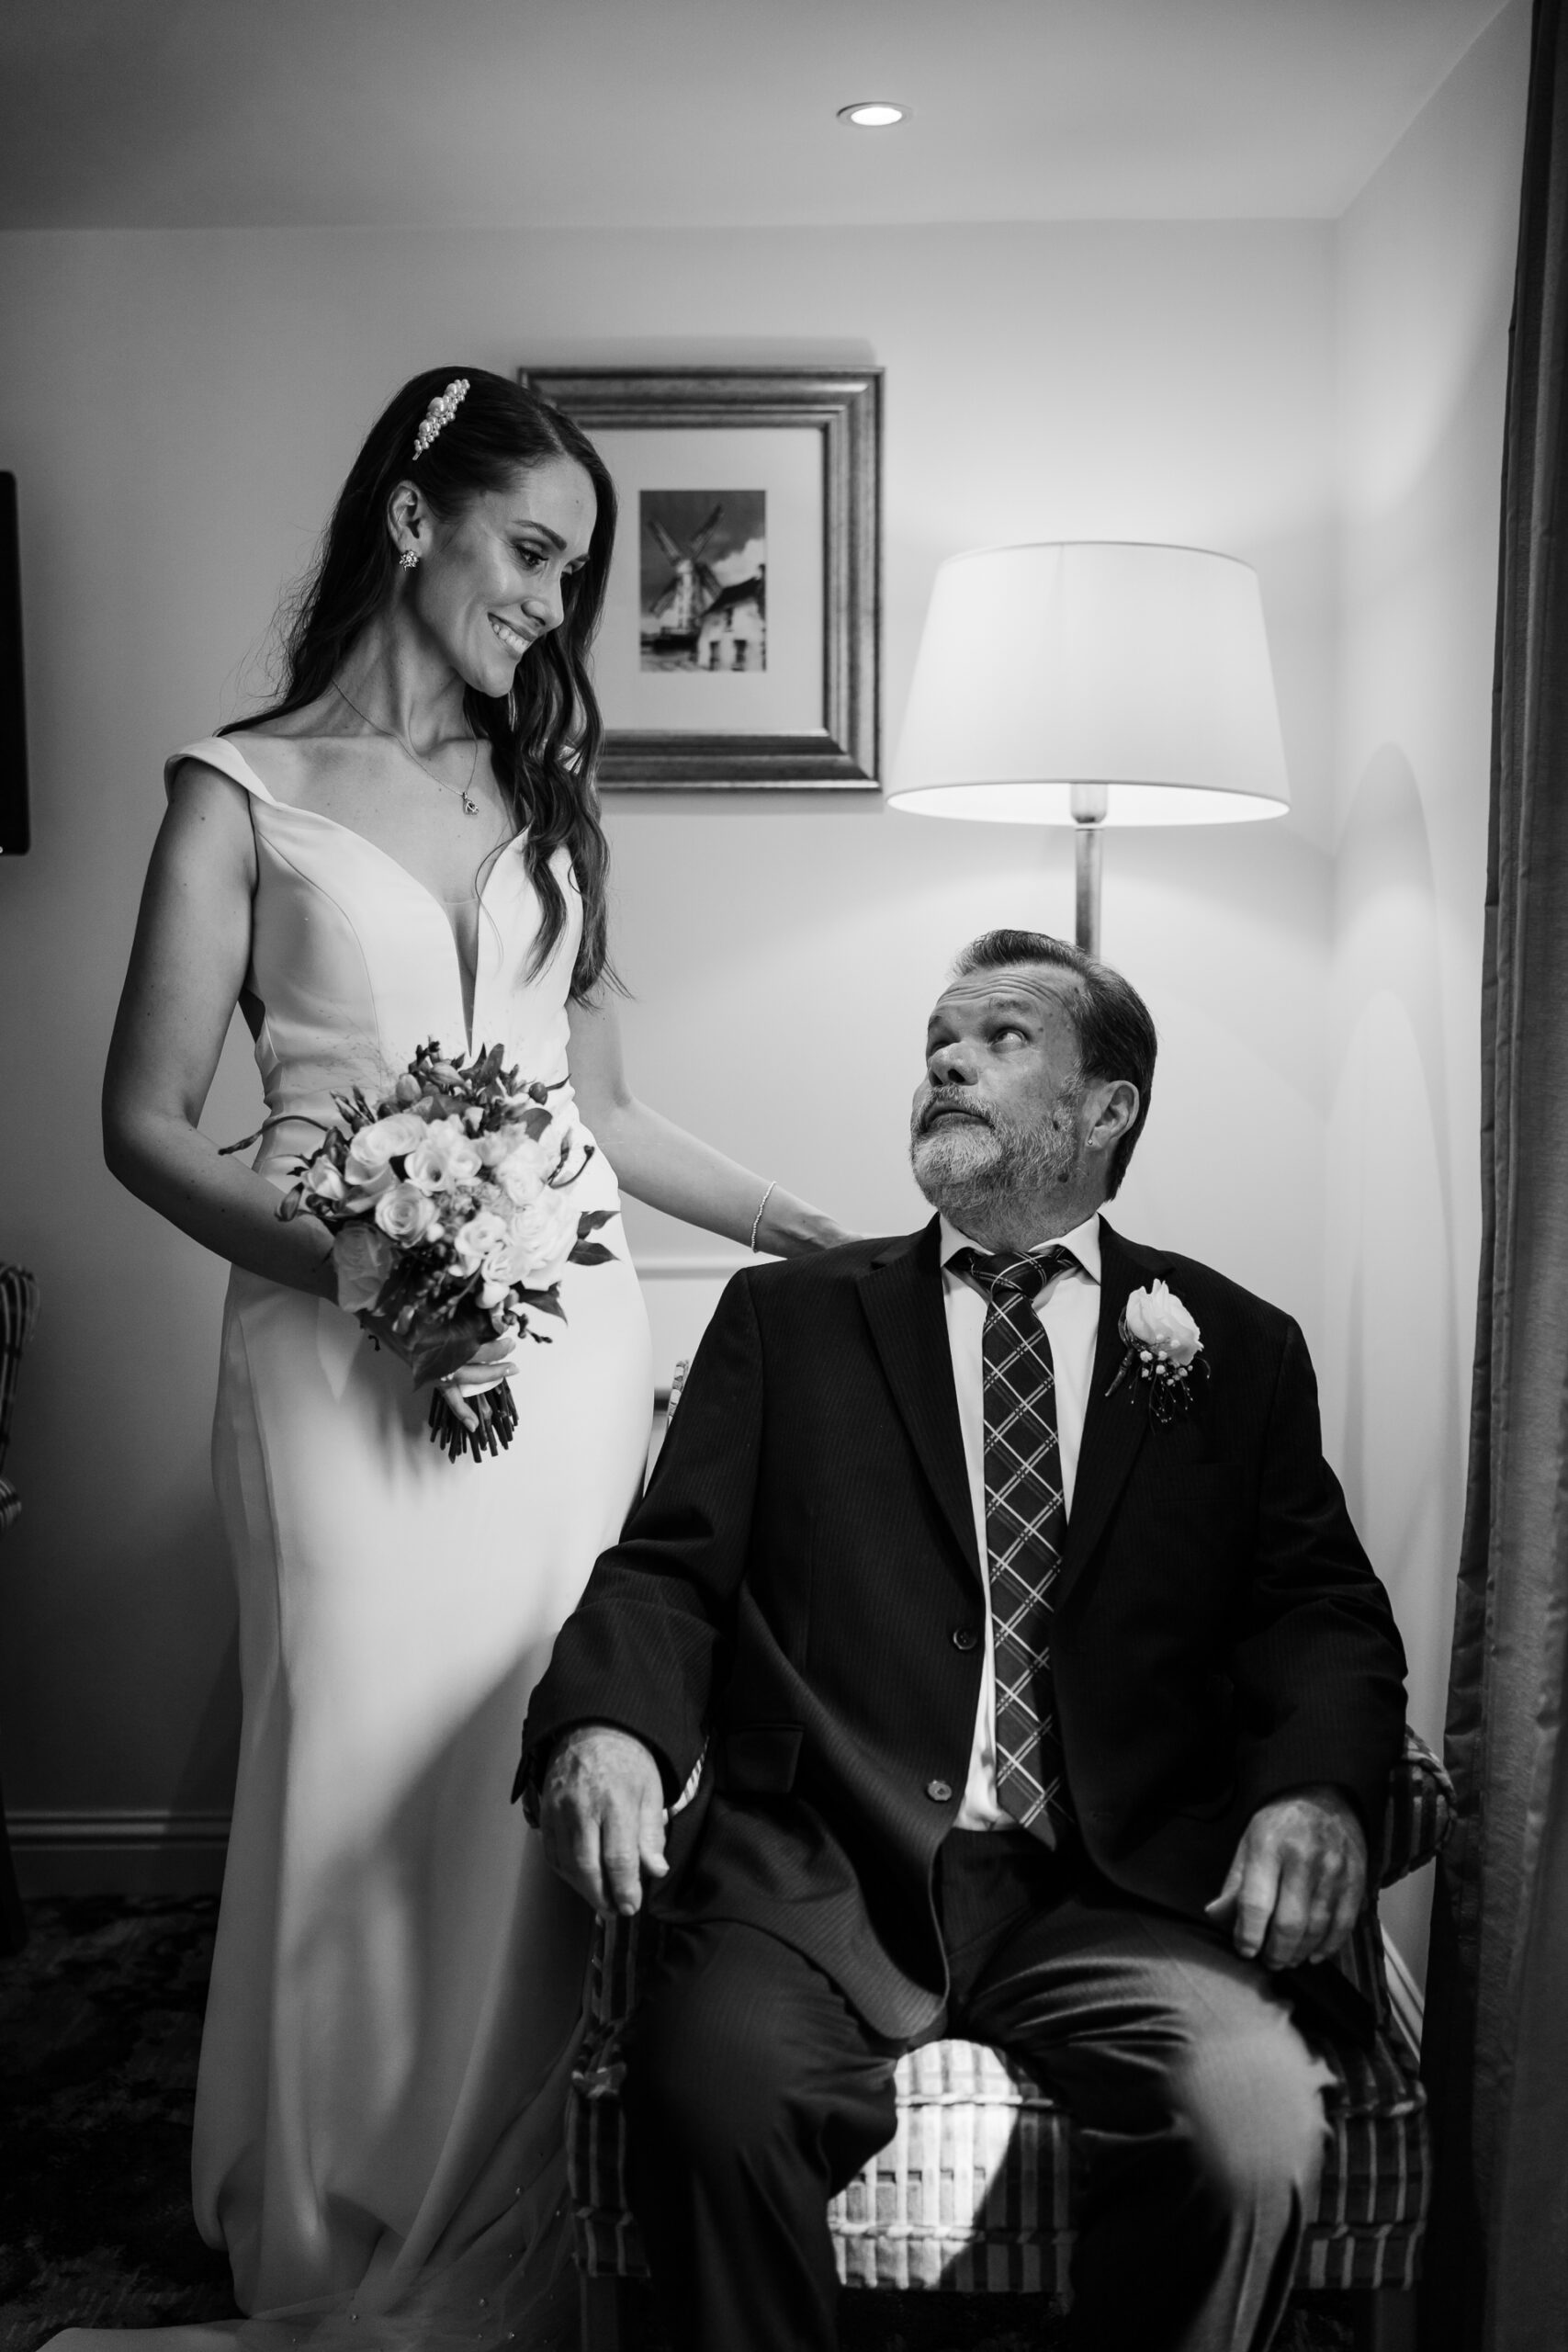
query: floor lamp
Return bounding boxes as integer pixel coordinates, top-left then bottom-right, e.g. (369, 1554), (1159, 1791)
(884, 541), (1291, 956)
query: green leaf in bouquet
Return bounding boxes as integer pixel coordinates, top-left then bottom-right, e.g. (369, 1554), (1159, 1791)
(576, 1208), (616, 1237)
(569, 1241), (616, 1267)
(515, 1283), (567, 1326)
(403, 1298), (495, 1389)
(333, 1224), (395, 1312)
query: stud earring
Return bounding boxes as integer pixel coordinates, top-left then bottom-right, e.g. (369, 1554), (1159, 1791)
(400, 549), (419, 572)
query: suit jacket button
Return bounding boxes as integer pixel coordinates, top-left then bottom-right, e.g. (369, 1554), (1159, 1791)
(926, 1778), (953, 1803)
(951, 1626), (978, 1652)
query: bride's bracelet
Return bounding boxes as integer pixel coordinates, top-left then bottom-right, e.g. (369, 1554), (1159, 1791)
(749, 1179), (778, 1255)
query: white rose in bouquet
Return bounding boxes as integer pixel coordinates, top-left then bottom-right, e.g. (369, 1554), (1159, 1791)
(344, 1111), (427, 1190)
(491, 1131), (561, 1208)
(342, 1160), (398, 1207)
(374, 1181), (442, 1244)
(499, 1188), (582, 1294)
(405, 1118), (484, 1194)
(304, 1156), (347, 1204)
(451, 1209), (512, 1275)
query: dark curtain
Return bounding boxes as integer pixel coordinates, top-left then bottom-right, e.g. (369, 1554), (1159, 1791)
(1420, 3), (1568, 2345)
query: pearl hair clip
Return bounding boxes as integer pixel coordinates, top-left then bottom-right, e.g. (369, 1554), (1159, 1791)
(413, 378), (470, 460)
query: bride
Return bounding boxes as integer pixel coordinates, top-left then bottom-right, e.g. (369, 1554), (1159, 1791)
(87, 367), (848, 2350)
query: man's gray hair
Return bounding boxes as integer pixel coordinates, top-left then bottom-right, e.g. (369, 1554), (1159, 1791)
(951, 930), (1157, 1197)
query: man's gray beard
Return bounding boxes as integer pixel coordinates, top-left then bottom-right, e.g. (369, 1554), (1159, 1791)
(909, 1101), (1083, 1231)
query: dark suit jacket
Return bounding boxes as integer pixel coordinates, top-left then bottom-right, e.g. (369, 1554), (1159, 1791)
(521, 1218), (1407, 2039)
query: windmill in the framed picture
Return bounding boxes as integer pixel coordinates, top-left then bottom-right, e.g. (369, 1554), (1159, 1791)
(640, 492), (767, 674)
(519, 367), (880, 790)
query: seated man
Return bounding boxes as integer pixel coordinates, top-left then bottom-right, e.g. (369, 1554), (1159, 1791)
(520, 928), (1406, 2352)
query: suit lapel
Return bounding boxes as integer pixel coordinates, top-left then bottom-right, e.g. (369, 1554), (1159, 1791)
(1055, 1221), (1170, 1608)
(858, 1220), (981, 1580)
(857, 1216), (1174, 1602)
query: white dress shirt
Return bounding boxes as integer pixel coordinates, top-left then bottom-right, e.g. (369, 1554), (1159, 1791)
(938, 1211), (1103, 1833)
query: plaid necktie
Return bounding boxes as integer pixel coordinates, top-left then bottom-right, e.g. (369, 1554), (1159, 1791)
(960, 1245), (1079, 1842)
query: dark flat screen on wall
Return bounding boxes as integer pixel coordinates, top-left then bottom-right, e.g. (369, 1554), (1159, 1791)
(0, 474), (28, 856)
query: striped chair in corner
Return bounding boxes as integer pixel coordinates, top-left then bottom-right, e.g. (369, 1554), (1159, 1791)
(0, 1261), (40, 1952)
(0, 1262), (37, 1543)
(569, 1727), (1452, 2352)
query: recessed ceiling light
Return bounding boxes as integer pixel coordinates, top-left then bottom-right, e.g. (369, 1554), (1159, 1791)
(837, 101), (908, 130)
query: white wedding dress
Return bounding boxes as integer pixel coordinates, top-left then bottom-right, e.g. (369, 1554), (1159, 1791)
(53, 737), (653, 2352)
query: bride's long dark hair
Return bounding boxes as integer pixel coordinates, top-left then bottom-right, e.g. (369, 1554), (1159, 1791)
(226, 366), (618, 998)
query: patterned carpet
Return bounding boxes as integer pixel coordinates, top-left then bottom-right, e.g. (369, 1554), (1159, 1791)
(0, 1899), (237, 2352)
(0, 1898), (1352, 2352)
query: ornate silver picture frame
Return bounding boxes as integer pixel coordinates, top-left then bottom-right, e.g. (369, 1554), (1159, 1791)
(519, 368), (882, 791)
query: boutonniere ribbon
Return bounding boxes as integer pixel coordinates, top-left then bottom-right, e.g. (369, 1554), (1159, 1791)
(1105, 1279), (1209, 1426)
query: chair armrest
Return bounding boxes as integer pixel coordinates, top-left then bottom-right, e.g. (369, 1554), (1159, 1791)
(580, 1725), (1458, 2059)
(0, 1263), (39, 1537)
(1272, 1725), (1451, 2042)
(1378, 1724), (1455, 1888)
(0, 1264), (39, 1468)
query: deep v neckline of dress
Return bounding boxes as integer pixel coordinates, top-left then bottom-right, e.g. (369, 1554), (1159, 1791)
(220, 738), (516, 1054)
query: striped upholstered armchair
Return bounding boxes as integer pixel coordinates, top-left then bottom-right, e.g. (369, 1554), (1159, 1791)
(0, 1263), (38, 1544)
(568, 1724), (1452, 2352)
(0, 1261), (40, 1952)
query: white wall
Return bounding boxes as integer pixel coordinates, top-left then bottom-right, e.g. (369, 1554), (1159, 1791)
(0, 28), (1525, 1950)
(0, 218), (1337, 1873)
(1327, 0), (1529, 1984)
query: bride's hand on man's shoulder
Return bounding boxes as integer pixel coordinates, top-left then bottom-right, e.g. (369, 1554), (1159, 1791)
(756, 1191), (860, 1259)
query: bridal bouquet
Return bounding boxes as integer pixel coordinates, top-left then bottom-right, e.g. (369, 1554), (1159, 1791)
(278, 1039), (615, 1464)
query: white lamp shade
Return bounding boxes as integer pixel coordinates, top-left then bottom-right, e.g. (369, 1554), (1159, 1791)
(886, 541), (1291, 825)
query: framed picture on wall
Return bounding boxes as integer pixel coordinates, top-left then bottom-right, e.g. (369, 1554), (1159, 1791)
(517, 368), (881, 791)
(0, 475), (28, 856)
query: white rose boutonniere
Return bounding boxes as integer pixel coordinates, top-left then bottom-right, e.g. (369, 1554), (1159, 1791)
(1106, 1279), (1208, 1424)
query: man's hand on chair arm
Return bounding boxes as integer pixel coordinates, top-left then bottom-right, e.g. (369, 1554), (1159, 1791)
(1205, 1785), (1368, 1969)
(538, 1724), (670, 1918)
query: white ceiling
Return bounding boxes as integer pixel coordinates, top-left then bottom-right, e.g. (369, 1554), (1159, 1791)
(0, 0), (1512, 233)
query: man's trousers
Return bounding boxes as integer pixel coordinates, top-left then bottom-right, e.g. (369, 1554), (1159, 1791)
(621, 1827), (1334, 2352)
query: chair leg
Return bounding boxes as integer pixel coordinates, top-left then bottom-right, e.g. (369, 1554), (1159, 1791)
(579, 2270), (643, 2352)
(1350, 2289), (1417, 2352)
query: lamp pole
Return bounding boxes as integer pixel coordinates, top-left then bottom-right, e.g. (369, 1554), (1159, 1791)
(1070, 785), (1107, 957)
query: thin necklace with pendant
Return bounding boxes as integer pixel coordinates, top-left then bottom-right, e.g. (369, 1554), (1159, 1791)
(333, 682), (484, 816)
